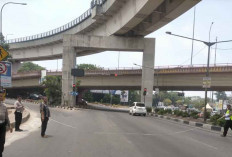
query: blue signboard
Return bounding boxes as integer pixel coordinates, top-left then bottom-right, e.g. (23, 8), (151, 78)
(0, 61), (12, 87)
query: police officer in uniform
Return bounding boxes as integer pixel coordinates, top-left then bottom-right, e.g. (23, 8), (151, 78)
(14, 95), (24, 131)
(40, 96), (50, 138)
(0, 91), (13, 157)
(221, 104), (232, 137)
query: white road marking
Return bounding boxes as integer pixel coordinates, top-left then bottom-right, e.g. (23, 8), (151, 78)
(50, 118), (77, 129)
(187, 137), (218, 150)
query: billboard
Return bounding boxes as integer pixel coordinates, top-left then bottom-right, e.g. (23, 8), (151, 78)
(0, 61), (12, 87)
(120, 90), (128, 102)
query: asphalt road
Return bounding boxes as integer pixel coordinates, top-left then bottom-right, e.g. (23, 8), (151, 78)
(3, 101), (232, 157)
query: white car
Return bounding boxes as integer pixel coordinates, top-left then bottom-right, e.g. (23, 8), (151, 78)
(129, 102), (147, 116)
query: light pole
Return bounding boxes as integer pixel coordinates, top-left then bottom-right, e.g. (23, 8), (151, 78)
(166, 31), (232, 122)
(0, 2), (27, 44)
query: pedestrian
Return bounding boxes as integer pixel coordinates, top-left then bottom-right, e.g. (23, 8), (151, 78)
(40, 96), (50, 138)
(221, 104), (232, 137)
(0, 91), (13, 157)
(14, 95), (24, 131)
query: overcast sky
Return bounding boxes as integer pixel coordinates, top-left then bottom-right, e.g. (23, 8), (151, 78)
(1, 0), (232, 97)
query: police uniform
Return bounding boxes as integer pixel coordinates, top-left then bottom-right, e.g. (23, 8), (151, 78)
(0, 102), (10, 157)
(222, 109), (232, 137)
(14, 100), (24, 131)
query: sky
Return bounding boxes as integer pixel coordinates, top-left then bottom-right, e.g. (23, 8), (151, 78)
(1, 0), (232, 97)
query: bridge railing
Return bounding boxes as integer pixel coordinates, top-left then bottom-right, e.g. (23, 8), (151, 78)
(7, 0), (107, 44)
(12, 64), (232, 79)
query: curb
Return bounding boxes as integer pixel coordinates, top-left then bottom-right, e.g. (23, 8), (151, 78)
(6, 110), (30, 131)
(154, 114), (223, 133)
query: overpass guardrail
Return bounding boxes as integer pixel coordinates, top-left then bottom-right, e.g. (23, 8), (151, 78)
(12, 64), (232, 79)
(7, 0), (107, 44)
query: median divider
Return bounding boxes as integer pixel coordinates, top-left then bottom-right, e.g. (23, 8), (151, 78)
(154, 114), (225, 133)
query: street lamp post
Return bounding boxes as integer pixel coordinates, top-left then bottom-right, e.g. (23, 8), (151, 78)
(0, 2), (27, 44)
(166, 31), (232, 122)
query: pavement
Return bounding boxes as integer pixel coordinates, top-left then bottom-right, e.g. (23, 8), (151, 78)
(3, 99), (232, 157)
(5, 103), (30, 130)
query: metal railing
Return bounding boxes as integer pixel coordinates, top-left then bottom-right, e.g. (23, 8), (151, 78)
(13, 64), (232, 79)
(7, 0), (107, 44)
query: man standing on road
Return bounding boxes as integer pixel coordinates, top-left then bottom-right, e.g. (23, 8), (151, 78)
(0, 91), (13, 157)
(14, 95), (24, 131)
(221, 104), (232, 137)
(40, 96), (50, 138)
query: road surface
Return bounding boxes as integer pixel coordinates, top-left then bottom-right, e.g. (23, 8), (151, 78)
(4, 101), (232, 157)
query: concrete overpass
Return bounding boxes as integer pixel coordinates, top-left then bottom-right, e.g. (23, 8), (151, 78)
(7, 0), (201, 106)
(11, 65), (232, 91)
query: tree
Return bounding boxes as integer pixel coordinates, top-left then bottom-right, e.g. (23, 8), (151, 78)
(0, 34), (9, 51)
(176, 100), (183, 105)
(18, 62), (45, 72)
(163, 98), (172, 106)
(42, 76), (61, 105)
(77, 64), (102, 70)
(83, 90), (94, 102)
(214, 91), (227, 101)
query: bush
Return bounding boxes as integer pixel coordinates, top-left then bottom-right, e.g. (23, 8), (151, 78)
(192, 114), (199, 119)
(182, 112), (190, 117)
(158, 109), (165, 115)
(210, 114), (222, 125)
(164, 109), (172, 114)
(217, 118), (226, 127)
(205, 111), (211, 119)
(174, 110), (182, 116)
(146, 107), (152, 113)
(190, 111), (199, 118)
(155, 108), (160, 113)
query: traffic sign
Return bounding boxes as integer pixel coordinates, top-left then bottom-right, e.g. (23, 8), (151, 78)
(0, 62), (7, 74)
(203, 77), (211, 88)
(0, 46), (9, 61)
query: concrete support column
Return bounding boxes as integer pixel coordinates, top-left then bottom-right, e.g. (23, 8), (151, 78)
(141, 38), (155, 107)
(12, 61), (22, 74)
(62, 46), (76, 107)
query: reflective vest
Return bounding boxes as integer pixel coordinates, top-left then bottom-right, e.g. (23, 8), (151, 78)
(225, 109), (232, 120)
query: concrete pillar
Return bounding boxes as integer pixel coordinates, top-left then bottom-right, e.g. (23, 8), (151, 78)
(62, 46), (76, 107)
(141, 38), (155, 107)
(12, 61), (22, 74)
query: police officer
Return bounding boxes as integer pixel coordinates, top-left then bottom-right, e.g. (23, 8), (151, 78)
(221, 104), (232, 137)
(40, 96), (50, 138)
(14, 95), (24, 131)
(0, 91), (13, 157)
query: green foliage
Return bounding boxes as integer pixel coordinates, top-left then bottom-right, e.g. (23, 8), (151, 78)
(192, 114), (199, 119)
(174, 110), (183, 116)
(18, 62), (45, 72)
(146, 107), (152, 113)
(214, 91), (227, 101)
(83, 90), (94, 102)
(205, 111), (211, 119)
(182, 112), (190, 117)
(176, 100), (183, 105)
(163, 98), (172, 106)
(158, 109), (165, 115)
(102, 94), (120, 104)
(129, 90), (140, 104)
(42, 76), (61, 105)
(217, 118), (226, 127)
(164, 109), (172, 114)
(210, 114), (222, 125)
(155, 108), (160, 113)
(77, 64), (102, 70)
(190, 111), (199, 118)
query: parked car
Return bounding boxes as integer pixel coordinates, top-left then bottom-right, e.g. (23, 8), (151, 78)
(129, 102), (147, 116)
(28, 94), (42, 100)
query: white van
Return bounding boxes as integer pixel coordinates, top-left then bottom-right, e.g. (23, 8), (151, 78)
(129, 102), (147, 116)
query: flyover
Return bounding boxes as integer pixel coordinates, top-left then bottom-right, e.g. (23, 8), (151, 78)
(11, 65), (232, 91)
(7, 0), (201, 106)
